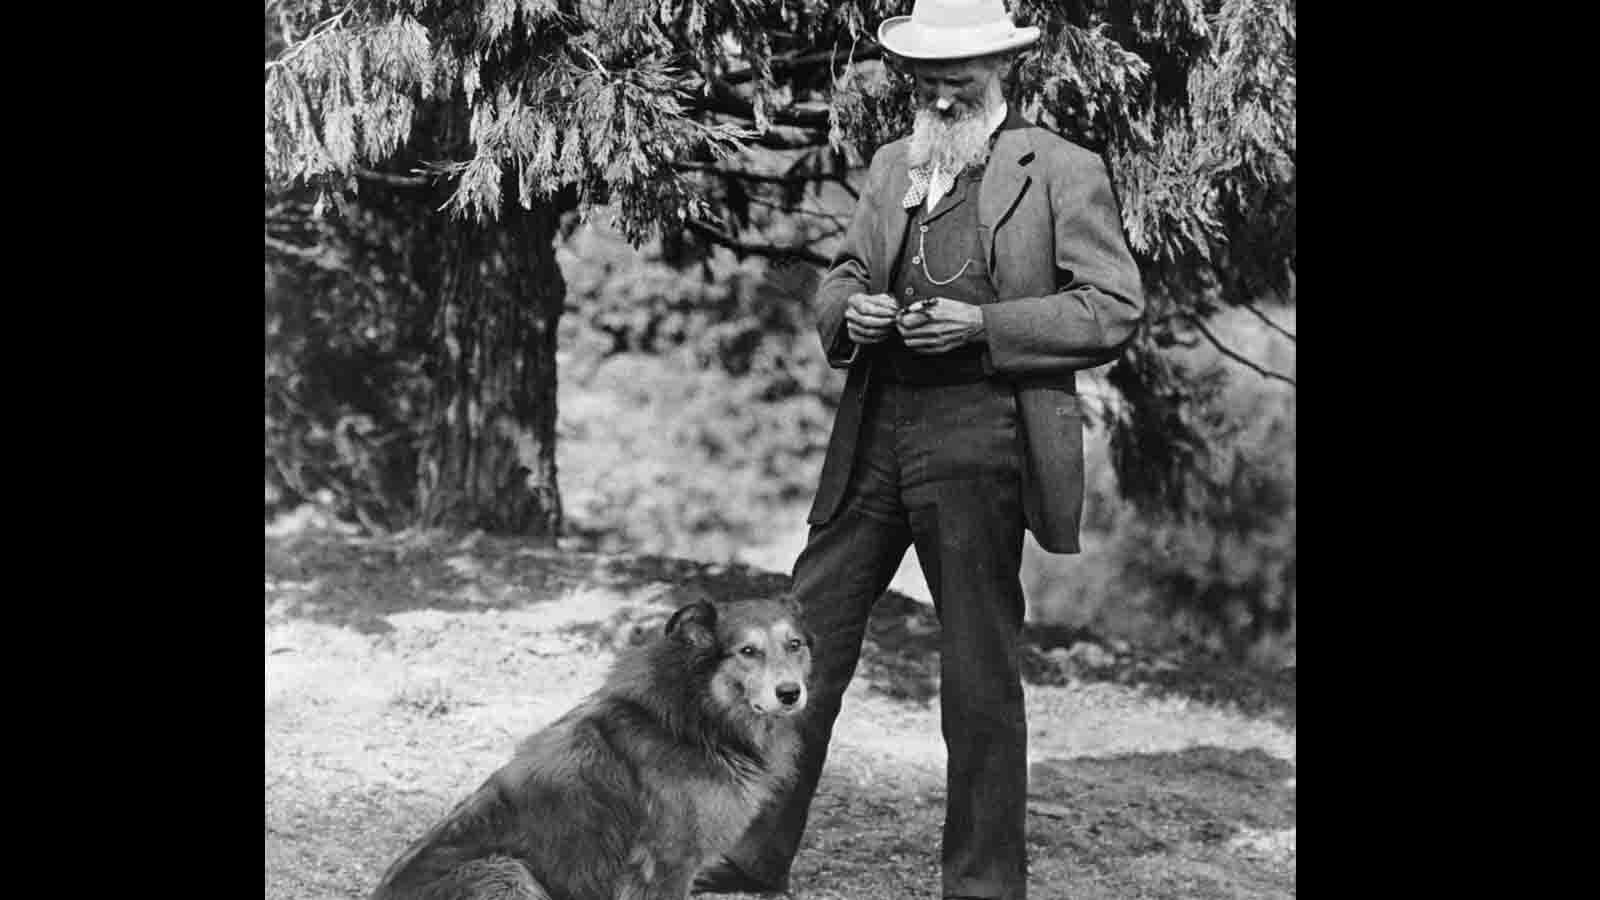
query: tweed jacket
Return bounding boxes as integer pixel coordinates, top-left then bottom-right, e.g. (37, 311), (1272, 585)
(808, 109), (1145, 553)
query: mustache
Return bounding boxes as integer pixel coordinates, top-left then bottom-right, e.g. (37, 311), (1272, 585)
(921, 95), (981, 119)
(927, 98), (965, 115)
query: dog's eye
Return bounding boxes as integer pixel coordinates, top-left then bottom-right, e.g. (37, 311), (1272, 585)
(739, 646), (759, 657)
(786, 638), (803, 652)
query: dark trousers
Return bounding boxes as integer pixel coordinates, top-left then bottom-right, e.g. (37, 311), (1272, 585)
(728, 377), (1030, 900)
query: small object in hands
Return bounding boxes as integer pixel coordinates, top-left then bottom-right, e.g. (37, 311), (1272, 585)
(899, 297), (939, 318)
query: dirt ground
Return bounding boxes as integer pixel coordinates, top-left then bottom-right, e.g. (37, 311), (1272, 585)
(266, 529), (1295, 899)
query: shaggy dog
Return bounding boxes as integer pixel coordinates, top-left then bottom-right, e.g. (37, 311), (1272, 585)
(369, 595), (812, 900)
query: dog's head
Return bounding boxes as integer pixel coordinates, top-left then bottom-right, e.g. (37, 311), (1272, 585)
(666, 595), (813, 718)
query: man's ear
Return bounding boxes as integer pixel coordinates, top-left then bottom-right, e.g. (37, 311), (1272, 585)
(995, 50), (1022, 88)
(665, 599), (718, 650)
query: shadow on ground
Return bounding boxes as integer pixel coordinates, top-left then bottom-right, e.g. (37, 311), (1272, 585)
(1027, 746), (1294, 857)
(792, 745), (1295, 899)
(266, 530), (1295, 727)
(265, 530), (789, 635)
(270, 742), (1293, 900)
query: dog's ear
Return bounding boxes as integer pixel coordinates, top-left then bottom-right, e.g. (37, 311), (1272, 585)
(665, 599), (718, 650)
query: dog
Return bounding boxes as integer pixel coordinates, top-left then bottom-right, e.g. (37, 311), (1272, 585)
(369, 594), (813, 900)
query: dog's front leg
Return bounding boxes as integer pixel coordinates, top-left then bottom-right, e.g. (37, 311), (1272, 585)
(615, 845), (698, 900)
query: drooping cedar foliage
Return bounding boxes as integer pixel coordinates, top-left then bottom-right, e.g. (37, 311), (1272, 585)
(265, 0), (1294, 532)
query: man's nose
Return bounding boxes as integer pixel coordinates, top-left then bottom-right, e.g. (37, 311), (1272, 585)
(934, 95), (955, 112)
(776, 683), (802, 706)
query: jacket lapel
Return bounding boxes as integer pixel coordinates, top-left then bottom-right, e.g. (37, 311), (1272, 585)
(978, 121), (1037, 277)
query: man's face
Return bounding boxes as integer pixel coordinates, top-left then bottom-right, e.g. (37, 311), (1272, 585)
(909, 56), (1005, 120)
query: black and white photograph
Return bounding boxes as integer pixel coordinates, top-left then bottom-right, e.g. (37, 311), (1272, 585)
(265, 1), (1295, 897)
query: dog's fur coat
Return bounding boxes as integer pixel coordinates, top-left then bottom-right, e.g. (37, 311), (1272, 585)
(369, 595), (812, 900)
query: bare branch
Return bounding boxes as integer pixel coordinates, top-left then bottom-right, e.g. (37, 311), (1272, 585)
(355, 166), (431, 187)
(672, 162), (859, 203)
(1240, 301), (1296, 343)
(741, 193), (849, 228)
(685, 220), (830, 268)
(749, 130), (832, 151)
(1184, 314), (1296, 387)
(265, 233), (343, 271)
(673, 161), (819, 183)
(720, 43), (886, 86)
(691, 79), (833, 129)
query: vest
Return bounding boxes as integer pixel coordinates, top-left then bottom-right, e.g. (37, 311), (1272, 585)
(877, 163), (1000, 385)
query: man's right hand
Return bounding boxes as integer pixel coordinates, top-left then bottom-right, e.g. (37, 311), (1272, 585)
(844, 293), (899, 345)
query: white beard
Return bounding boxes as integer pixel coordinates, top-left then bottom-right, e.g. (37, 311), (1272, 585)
(906, 98), (997, 174)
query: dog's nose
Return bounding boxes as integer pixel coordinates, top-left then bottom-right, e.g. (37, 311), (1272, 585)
(776, 683), (802, 706)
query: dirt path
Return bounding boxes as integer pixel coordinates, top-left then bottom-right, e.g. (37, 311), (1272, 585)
(266, 531), (1294, 899)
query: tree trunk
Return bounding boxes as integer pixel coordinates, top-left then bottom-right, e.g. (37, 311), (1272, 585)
(413, 201), (565, 540)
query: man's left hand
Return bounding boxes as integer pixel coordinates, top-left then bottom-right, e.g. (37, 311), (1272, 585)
(896, 298), (986, 355)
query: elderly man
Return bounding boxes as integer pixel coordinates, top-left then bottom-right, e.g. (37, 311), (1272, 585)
(695, 2), (1145, 898)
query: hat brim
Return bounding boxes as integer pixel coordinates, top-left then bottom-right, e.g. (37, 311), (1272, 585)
(876, 16), (1040, 61)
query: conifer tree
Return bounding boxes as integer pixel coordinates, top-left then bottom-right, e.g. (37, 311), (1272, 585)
(265, 0), (1295, 536)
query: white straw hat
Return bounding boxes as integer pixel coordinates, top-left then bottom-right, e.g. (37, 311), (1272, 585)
(877, 0), (1041, 61)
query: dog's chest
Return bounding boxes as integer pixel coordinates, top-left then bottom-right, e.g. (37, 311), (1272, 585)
(680, 773), (770, 859)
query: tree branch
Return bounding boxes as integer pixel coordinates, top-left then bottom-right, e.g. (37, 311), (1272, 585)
(1184, 314), (1296, 387)
(720, 43), (886, 86)
(685, 220), (830, 267)
(672, 161), (856, 199)
(691, 79), (833, 129)
(741, 193), (849, 228)
(355, 166), (431, 187)
(748, 130), (832, 151)
(1240, 301), (1296, 343)
(265, 233), (343, 270)
(264, 4), (353, 71)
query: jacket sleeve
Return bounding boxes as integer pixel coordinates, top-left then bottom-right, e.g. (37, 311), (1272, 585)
(815, 146), (892, 369)
(980, 150), (1145, 375)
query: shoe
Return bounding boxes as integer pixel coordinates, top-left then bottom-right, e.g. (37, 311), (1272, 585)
(690, 857), (788, 895)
